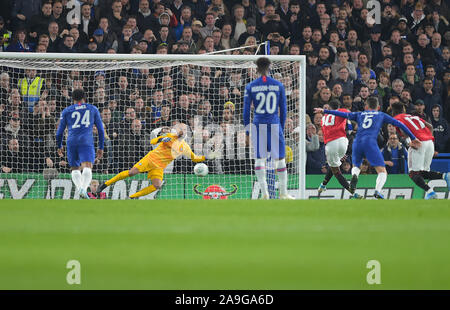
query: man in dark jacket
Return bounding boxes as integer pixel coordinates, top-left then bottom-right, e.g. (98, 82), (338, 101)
(58, 35), (78, 53)
(413, 77), (442, 116)
(382, 133), (408, 174)
(27, 1), (53, 39)
(11, 0), (41, 31)
(0, 138), (28, 173)
(431, 104), (449, 153)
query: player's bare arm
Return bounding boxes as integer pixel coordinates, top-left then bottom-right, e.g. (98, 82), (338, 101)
(314, 108), (324, 114)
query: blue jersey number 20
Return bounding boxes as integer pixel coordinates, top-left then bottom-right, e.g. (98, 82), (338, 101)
(71, 110), (91, 128)
(255, 92), (277, 114)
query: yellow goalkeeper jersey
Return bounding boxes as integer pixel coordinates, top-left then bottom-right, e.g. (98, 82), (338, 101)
(144, 133), (205, 169)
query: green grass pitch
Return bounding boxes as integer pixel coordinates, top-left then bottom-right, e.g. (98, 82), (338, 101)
(0, 199), (449, 290)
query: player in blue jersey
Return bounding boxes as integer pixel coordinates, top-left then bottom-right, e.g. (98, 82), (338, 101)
(314, 97), (421, 199)
(243, 57), (294, 200)
(56, 89), (105, 199)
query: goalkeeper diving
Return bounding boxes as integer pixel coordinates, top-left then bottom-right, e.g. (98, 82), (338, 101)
(96, 125), (205, 199)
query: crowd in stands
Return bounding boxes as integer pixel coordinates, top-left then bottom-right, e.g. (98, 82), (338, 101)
(0, 0), (449, 177)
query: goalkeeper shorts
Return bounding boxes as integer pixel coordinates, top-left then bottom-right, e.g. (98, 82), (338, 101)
(134, 157), (164, 181)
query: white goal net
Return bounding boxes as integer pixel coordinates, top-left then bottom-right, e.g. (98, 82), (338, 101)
(0, 53), (306, 200)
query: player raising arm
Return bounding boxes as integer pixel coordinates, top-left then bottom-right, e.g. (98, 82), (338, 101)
(318, 99), (362, 199)
(243, 57), (294, 200)
(56, 89), (104, 199)
(391, 102), (450, 199)
(314, 97), (421, 199)
(96, 125), (205, 199)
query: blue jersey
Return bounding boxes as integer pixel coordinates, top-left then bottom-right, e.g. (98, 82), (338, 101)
(243, 76), (287, 130)
(324, 109), (417, 142)
(56, 102), (105, 149)
(324, 109), (417, 167)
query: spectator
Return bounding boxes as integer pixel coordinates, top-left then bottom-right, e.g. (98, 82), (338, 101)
(333, 65), (355, 96)
(356, 52), (376, 80)
(150, 90), (164, 121)
(136, 0), (156, 32)
(91, 29), (110, 53)
(306, 128), (326, 174)
(0, 138), (28, 173)
(237, 18), (260, 46)
(311, 86), (332, 116)
(259, 3), (289, 38)
(51, 0), (68, 31)
(17, 69), (46, 113)
(69, 28), (85, 50)
(415, 33), (436, 68)
(431, 104), (449, 153)
(200, 12), (219, 39)
(382, 133), (408, 174)
(413, 77), (442, 116)
(172, 94), (192, 125)
(98, 17), (119, 52)
(11, 0), (41, 32)
(88, 180), (107, 199)
(47, 22), (62, 53)
(407, 2), (426, 35)
(332, 49), (357, 81)
(2, 117), (28, 144)
(400, 89), (416, 114)
(412, 99), (431, 123)
(362, 25), (386, 68)
(59, 35), (78, 53)
(155, 25), (175, 50)
(402, 64), (421, 90)
(305, 122), (319, 153)
(424, 65), (443, 97)
(27, 1), (53, 39)
(0, 73), (11, 106)
(174, 5), (193, 41)
(6, 28), (33, 52)
(352, 85), (370, 112)
(107, 0), (128, 37)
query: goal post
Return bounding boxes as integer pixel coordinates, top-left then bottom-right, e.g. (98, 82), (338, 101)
(0, 53), (306, 200)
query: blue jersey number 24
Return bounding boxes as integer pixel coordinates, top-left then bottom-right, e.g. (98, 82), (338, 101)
(71, 110), (91, 128)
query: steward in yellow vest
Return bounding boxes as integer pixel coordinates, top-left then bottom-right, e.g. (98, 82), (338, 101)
(18, 69), (46, 112)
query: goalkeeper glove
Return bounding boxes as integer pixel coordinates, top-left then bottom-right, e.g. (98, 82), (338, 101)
(192, 156), (206, 163)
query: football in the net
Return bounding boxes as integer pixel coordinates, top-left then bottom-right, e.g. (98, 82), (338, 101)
(194, 163), (208, 177)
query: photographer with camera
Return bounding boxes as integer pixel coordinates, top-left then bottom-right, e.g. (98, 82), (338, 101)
(260, 3), (289, 38)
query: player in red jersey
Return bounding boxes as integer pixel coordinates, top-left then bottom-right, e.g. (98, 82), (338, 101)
(391, 103), (450, 199)
(318, 100), (362, 198)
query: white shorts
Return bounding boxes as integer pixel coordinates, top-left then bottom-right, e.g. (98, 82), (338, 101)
(325, 137), (348, 167)
(408, 139), (434, 172)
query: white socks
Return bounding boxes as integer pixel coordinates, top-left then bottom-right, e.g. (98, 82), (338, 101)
(81, 167), (92, 192)
(255, 158), (269, 197)
(275, 159), (288, 196)
(351, 167), (361, 177)
(376, 172), (387, 192)
(71, 170), (82, 191)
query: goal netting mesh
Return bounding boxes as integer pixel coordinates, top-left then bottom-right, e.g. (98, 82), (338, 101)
(0, 54), (305, 200)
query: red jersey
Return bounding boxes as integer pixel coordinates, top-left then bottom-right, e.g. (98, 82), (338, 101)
(394, 114), (434, 141)
(321, 108), (350, 144)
